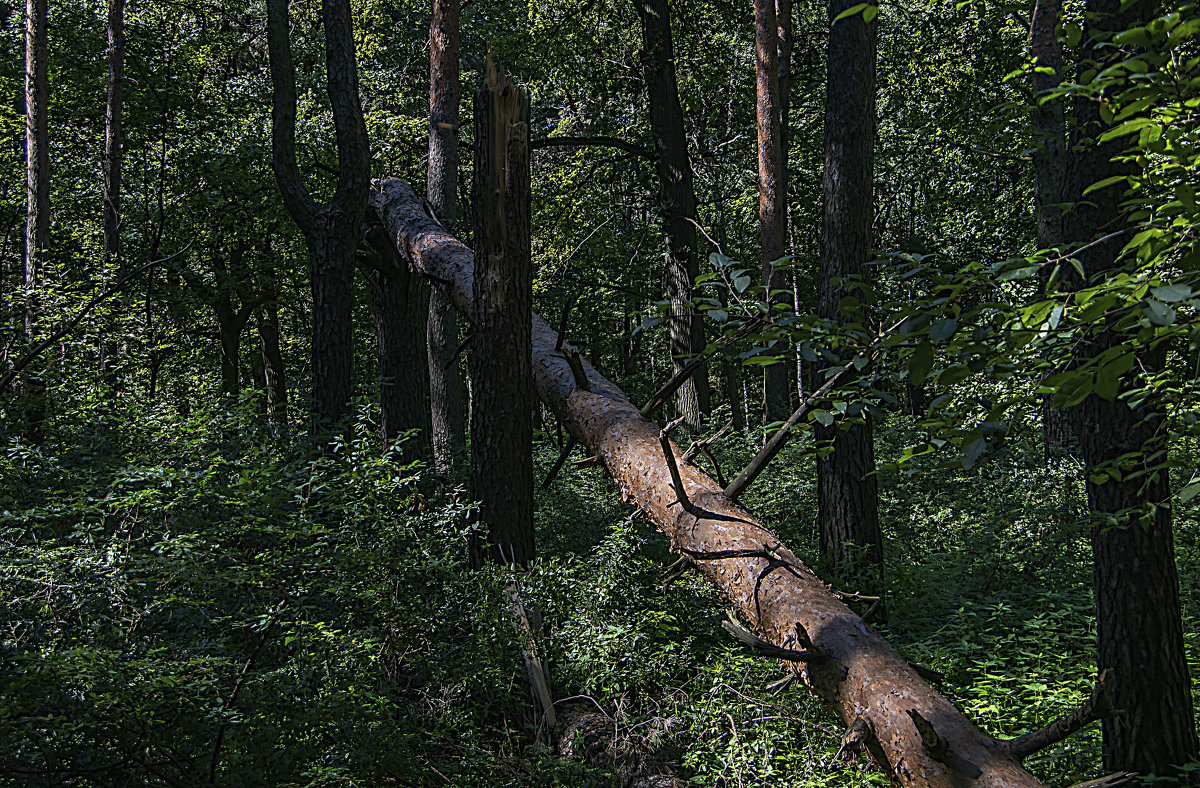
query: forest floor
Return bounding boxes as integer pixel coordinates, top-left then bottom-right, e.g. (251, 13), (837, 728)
(2, 398), (1198, 787)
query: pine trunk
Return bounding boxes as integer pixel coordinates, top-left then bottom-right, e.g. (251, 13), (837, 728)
(635, 0), (709, 426)
(21, 0), (48, 441)
(427, 0), (465, 474)
(1067, 0), (1197, 771)
(468, 63), (534, 568)
(758, 0), (790, 426)
(375, 177), (1064, 788)
(817, 0), (883, 600)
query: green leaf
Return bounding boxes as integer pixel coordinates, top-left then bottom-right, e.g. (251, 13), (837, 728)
(938, 363), (970, 387)
(1151, 283), (1192, 302)
(813, 411), (835, 427)
(962, 438), (988, 470)
(1083, 174), (1132, 194)
(929, 317), (958, 343)
(909, 340), (933, 385)
(1142, 298), (1177, 326)
(1181, 482), (1200, 503)
(862, 4), (878, 23)
(833, 2), (869, 21)
(709, 309), (729, 323)
(733, 275), (752, 293)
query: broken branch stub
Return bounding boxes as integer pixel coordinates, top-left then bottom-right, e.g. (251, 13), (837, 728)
(372, 177), (1054, 788)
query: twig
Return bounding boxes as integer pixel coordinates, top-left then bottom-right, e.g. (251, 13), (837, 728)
(0, 248), (186, 397)
(659, 417), (692, 514)
(1004, 669), (1112, 759)
(445, 333), (472, 369)
(720, 612), (816, 662)
(561, 347), (589, 391)
(723, 317), (905, 501)
(539, 437), (577, 491)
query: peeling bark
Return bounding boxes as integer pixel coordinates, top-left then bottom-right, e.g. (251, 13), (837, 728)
(373, 178), (1056, 788)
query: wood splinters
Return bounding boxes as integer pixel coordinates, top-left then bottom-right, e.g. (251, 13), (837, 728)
(832, 717), (871, 767)
(572, 454), (600, 468)
(907, 709), (948, 761)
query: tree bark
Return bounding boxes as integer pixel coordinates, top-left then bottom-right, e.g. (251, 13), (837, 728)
(374, 177), (1062, 788)
(103, 0), (123, 273)
(758, 0), (790, 426)
(427, 0), (465, 474)
(1031, 0), (1074, 460)
(359, 225), (431, 463)
(468, 64), (534, 567)
(256, 259), (288, 423)
(21, 0), (48, 441)
(817, 0), (884, 599)
(265, 0), (370, 437)
(635, 0), (709, 426)
(1066, 0), (1198, 773)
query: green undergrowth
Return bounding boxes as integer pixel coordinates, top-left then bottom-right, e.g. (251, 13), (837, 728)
(2, 397), (1199, 786)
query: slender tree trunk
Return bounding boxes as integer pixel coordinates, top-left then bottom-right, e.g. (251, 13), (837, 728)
(1066, 0), (1197, 772)
(427, 0), (465, 474)
(256, 260), (288, 423)
(257, 304), (287, 422)
(758, 0), (790, 426)
(21, 0), (48, 441)
(103, 0), (123, 273)
(215, 302), (243, 397)
(266, 0), (370, 438)
(635, 0), (709, 426)
(816, 0), (883, 602)
(469, 62), (534, 567)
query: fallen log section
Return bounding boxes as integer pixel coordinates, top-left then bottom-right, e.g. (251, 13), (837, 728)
(372, 178), (1106, 788)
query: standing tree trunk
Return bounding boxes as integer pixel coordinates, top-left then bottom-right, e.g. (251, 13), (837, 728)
(816, 0), (884, 601)
(758, 0), (790, 426)
(635, 0), (709, 426)
(21, 0), (48, 441)
(427, 0), (465, 474)
(103, 0), (123, 273)
(256, 245), (288, 423)
(265, 0), (370, 438)
(360, 224), (432, 464)
(1066, 0), (1198, 773)
(1031, 0), (1074, 460)
(469, 61), (534, 567)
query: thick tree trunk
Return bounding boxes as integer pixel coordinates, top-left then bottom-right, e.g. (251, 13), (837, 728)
(816, 0), (884, 601)
(1031, 0), (1074, 460)
(374, 177), (1065, 788)
(1066, 0), (1198, 773)
(468, 64), (534, 568)
(266, 0), (370, 437)
(21, 0), (48, 441)
(757, 0), (790, 426)
(359, 221), (431, 461)
(635, 0), (709, 426)
(427, 0), (465, 474)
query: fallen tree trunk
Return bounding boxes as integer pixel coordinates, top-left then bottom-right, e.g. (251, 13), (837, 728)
(372, 177), (1062, 788)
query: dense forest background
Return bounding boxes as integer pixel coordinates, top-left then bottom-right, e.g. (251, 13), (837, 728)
(2, 0), (1200, 785)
